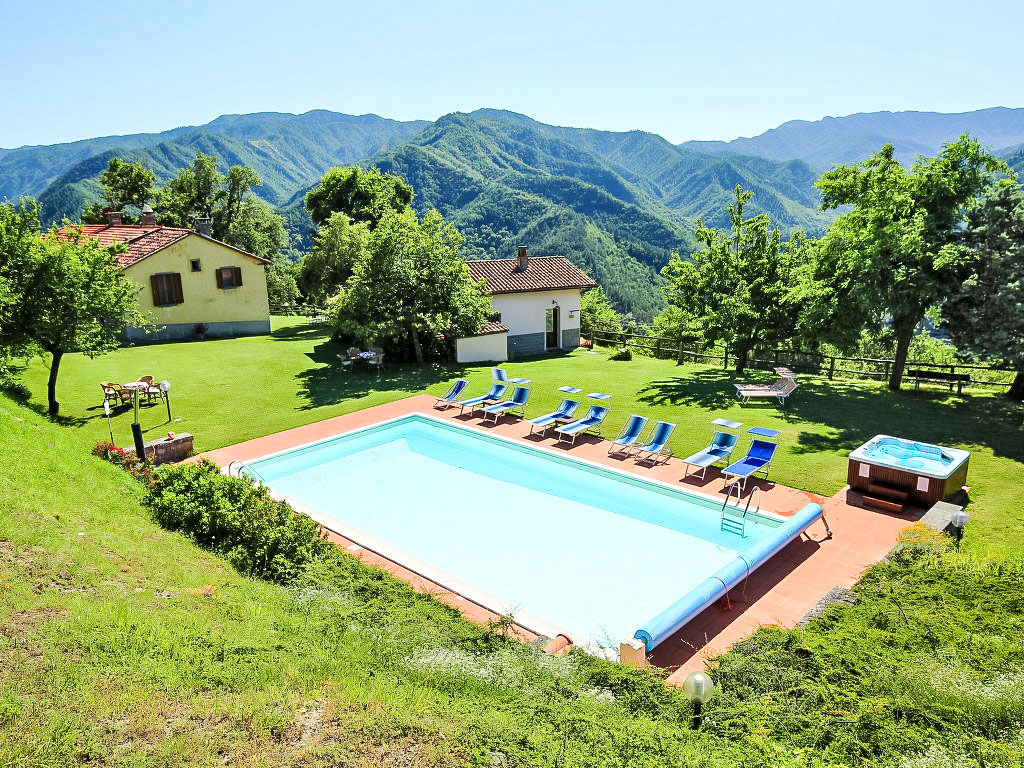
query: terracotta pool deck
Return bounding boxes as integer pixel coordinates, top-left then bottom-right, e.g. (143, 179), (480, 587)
(198, 394), (924, 681)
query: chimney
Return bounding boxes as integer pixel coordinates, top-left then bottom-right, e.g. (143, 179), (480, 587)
(195, 217), (211, 237)
(104, 209), (122, 226)
(139, 204), (157, 226)
(516, 245), (529, 271)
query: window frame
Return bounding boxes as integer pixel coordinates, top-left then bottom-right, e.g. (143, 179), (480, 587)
(150, 272), (183, 307)
(215, 266), (243, 290)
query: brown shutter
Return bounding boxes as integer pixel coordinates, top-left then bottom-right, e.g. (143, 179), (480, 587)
(172, 273), (183, 304)
(216, 268), (224, 289)
(233, 266), (242, 287)
(150, 274), (161, 306)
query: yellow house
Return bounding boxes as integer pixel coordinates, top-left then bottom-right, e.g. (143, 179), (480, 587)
(74, 210), (271, 342)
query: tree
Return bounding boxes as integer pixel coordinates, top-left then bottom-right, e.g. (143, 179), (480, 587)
(305, 166), (414, 228)
(0, 212), (143, 416)
(661, 185), (808, 373)
(0, 199), (43, 355)
(941, 180), (1024, 399)
(330, 208), (489, 365)
(225, 197), (287, 260)
(215, 164), (263, 238)
(808, 135), (1006, 390)
(579, 286), (621, 341)
(265, 254), (301, 311)
(81, 158), (157, 224)
(299, 212), (371, 304)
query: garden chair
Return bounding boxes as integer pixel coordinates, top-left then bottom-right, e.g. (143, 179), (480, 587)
(607, 414), (649, 457)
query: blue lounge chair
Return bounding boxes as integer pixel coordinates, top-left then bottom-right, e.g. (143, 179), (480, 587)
(634, 421), (677, 465)
(481, 385), (531, 423)
(527, 398), (581, 436)
(434, 378), (469, 409)
(680, 418), (743, 479)
(554, 406), (609, 445)
(607, 414), (649, 456)
(721, 429), (781, 491)
(457, 381), (510, 416)
(492, 367), (529, 385)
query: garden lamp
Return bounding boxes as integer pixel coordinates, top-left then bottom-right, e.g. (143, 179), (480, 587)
(950, 509), (970, 549)
(103, 399), (113, 444)
(159, 380), (172, 422)
(682, 670), (715, 729)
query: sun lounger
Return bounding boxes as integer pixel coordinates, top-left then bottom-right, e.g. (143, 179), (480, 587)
(735, 378), (798, 406)
(481, 385), (531, 422)
(634, 421), (677, 464)
(527, 398), (581, 436)
(721, 430), (781, 491)
(434, 379), (469, 409)
(607, 414), (649, 456)
(681, 422), (742, 479)
(554, 405), (609, 445)
(457, 382), (510, 416)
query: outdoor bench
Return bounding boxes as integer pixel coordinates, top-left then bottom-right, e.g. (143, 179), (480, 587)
(906, 368), (970, 395)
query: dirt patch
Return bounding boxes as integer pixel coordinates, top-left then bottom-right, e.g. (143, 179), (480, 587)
(1, 606), (65, 639)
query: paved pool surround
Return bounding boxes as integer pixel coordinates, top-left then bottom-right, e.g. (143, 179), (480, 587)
(199, 394), (923, 681)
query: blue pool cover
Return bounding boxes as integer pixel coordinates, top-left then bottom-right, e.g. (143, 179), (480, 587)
(634, 502), (823, 651)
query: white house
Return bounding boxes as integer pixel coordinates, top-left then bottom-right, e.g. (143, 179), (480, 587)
(457, 247), (597, 363)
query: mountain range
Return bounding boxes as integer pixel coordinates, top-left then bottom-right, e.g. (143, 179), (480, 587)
(5, 106), (1023, 319)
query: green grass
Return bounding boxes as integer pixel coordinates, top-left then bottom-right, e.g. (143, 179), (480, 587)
(13, 317), (1024, 554)
(3, 372), (1023, 766)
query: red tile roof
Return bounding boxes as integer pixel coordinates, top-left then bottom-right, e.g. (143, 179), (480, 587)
(58, 223), (264, 267)
(473, 321), (510, 336)
(466, 256), (596, 295)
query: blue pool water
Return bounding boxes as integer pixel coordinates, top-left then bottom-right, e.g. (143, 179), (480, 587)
(851, 435), (969, 477)
(243, 415), (794, 649)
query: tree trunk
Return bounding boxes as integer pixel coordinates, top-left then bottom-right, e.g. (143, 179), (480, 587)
(47, 349), (63, 417)
(1008, 369), (1024, 401)
(733, 344), (750, 375)
(408, 324), (424, 366)
(888, 321), (915, 391)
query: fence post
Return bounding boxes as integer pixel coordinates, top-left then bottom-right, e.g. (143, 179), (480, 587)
(884, 361), (890, 382)
(828, 356), (836, 380)
(723, 349), (729, 370)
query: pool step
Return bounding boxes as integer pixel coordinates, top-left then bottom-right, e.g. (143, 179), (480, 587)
(863, 481), (911, 512)
(862, 495), (906, 513)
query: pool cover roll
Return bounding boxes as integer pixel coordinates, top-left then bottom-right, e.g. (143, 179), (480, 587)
(633, 502), (823, 651)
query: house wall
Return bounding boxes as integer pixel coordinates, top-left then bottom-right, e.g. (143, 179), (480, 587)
(124, 235), (270, 341)
(456, 332), (509, 363)
(489, 289), (582, 357)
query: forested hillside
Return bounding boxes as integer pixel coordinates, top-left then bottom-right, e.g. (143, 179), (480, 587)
(22, 106), (1024, 319)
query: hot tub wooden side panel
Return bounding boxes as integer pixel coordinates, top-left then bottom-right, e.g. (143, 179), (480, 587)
(847, 458), (966, 506)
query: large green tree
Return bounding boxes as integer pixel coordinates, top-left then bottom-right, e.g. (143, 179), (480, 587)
(158, 152), (263, 241)
(81, 158), (157, 224)
(305, 166), (414, 228)
(299, 212), (371, 304)
(941, 180), (1024, 399)
(579, 286), (621, 341)
(661, 185), (808, 373)
(0, 205), (143, 415)
(330, 208), (489, 365)
(807, 135), (1006, 390)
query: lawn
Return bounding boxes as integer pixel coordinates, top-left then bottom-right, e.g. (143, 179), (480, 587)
(3, 347), (1023, 766)
(16, 317), (1024, 554)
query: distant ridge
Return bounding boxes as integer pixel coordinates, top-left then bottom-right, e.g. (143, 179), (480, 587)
(680, 107), (1024, 169)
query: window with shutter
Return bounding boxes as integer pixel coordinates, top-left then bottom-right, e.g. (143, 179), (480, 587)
(217, 266), (241, 289)
(150, 273), (183, 306)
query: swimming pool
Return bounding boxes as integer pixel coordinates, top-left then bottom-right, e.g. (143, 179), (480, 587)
(238, 414), (822, 655)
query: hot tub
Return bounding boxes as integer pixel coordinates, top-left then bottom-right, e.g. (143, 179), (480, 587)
(848, 435), (970, 506)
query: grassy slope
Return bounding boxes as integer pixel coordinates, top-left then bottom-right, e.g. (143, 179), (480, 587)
(1, 390), (739, 767)
(17, 318), (1024, 554)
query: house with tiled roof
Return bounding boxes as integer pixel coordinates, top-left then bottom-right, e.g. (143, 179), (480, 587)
(458, 247), (596, 362)
(69, 208), (270, 342)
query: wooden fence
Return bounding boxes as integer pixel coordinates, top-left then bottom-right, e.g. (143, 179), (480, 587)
(589, 328), (1017, 390)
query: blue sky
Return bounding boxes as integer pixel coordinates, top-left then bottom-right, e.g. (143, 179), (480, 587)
(2, 0), (1021, 149)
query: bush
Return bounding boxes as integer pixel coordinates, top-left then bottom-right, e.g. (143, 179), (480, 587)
(610, 346), (632, 361)
(144, 459), (332, 584)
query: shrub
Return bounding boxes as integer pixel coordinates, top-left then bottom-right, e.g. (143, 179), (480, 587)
(144, 459), (331, 584)
(610, 346), (632, 361)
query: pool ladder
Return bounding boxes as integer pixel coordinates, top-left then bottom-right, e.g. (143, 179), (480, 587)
(226, 460), (265, 483)
(720, 486), (762, 537)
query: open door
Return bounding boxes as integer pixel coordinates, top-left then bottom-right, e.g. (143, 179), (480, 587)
(545, 306), (560, 350)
